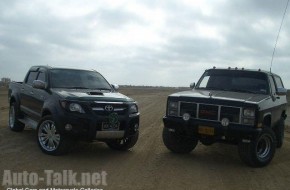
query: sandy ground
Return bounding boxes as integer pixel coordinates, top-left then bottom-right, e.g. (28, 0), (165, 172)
(0, 87), (290, 190)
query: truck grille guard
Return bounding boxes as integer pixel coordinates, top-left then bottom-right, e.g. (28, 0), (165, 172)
(178, 102), (242, 124)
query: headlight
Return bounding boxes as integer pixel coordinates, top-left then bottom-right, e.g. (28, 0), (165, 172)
(169, 101), (178, 109)
(243, 108), (255, 125)
(129, 104), (138, 114)
(243, 108), (255, 117)
(60, 101), (85, 113)
(69, 103), (85, 113)
(168, 101), (178, 116)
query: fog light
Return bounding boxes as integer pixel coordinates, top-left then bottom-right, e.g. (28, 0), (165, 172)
(183, 113), (190, 121)
(221, 118), (230, 127)
(65, 124), (72, 131)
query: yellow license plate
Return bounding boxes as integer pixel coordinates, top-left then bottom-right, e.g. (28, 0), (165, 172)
(198, 126), (214, 136)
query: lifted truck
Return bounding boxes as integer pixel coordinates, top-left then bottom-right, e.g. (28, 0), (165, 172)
(8, 66), (140, 155)
(163, 68), (287, 167)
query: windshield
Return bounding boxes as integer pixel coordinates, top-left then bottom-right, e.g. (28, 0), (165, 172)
(196, 70), (270, 95)
(50, 69), (112, 90)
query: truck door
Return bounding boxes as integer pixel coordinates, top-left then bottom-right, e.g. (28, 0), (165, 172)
(269, 75), (285, 126)
(29, 70), (48, 120)
(20, 71), (39, 119)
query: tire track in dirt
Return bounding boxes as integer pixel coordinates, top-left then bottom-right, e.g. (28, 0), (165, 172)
(105, 92), (169, 189)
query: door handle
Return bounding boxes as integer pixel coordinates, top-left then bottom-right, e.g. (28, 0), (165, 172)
(21, 88), (25, 91)
(30, 91), (34, 95)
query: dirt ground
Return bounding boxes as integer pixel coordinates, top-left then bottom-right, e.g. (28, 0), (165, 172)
(1, 87), (290, 190)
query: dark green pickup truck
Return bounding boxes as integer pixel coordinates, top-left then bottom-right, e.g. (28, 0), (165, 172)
(163, 68), (288, 167)
(8, 66), (140, 155)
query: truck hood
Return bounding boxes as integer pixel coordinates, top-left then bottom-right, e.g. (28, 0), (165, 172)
(170, 89), (270, 104)
(52, 89), (134, 102)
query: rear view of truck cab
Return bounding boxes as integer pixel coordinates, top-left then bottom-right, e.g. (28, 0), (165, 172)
(8, 66), (140, 155)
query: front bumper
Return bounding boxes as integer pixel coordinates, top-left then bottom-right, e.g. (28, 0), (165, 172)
(163, 116), (262, 140)
(54, 111), (140, 141)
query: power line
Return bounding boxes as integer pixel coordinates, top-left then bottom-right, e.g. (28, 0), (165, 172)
(270, 0), (290, 72)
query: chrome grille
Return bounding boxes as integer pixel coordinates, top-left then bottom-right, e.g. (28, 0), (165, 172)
(198, 104), (219, 120)
(179, 102), (197, 118)
(91, 102), (128, 116)
(177, 102), (241, 124)
(220, 106), (240, 123)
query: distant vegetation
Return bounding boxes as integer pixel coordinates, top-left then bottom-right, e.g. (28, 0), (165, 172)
(0, 78), (11, 88)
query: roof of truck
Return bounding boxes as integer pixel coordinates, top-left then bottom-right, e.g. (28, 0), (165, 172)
(206, 67), (279, 77)
(29, 65), (95, 72)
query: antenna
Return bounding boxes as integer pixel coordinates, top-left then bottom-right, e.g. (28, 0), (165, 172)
(270, 0), (290, 73)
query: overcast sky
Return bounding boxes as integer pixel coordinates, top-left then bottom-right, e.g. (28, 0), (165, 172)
(0, 0), (289, 87)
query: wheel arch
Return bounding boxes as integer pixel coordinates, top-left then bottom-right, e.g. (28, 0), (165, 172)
(9, 93), (20, 105)
(41, 108), (52, 117)
(281, 110), (287, 120)
(10, 96), (16, 104)
(263, 113), (271, 128)
(9, 95), (22, 117)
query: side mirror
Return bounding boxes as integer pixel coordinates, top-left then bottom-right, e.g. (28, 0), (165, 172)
(32, 80), (47, 90)
(276, 87), (287, 96)
(112, 84), (119, 91)
(190, 82), (195, 89)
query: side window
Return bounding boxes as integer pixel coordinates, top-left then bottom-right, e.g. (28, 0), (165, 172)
(269, 76), (276, 94)
(199, 76), (210, 88)
(26, 71), (38, 86)
(274, 76), (284, 89)
(37, 72), (46, 82)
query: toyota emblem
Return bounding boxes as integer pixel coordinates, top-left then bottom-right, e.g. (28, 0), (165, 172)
(105, 105), (114, 112)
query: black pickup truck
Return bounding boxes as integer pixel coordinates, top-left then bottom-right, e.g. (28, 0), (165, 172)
(8, 66), (140, 155)
(163, 68), (288, 167)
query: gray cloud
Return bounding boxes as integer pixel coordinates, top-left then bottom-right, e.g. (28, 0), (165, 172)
(0, 0), (289, 87)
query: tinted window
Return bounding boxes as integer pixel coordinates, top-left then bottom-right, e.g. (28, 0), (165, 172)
(50, 69), (112, 90)
(274, 76), (284, 89)
(26, 71), (38, 85)
(197, 70), (270, 94)
(37, 72), (46, 82)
